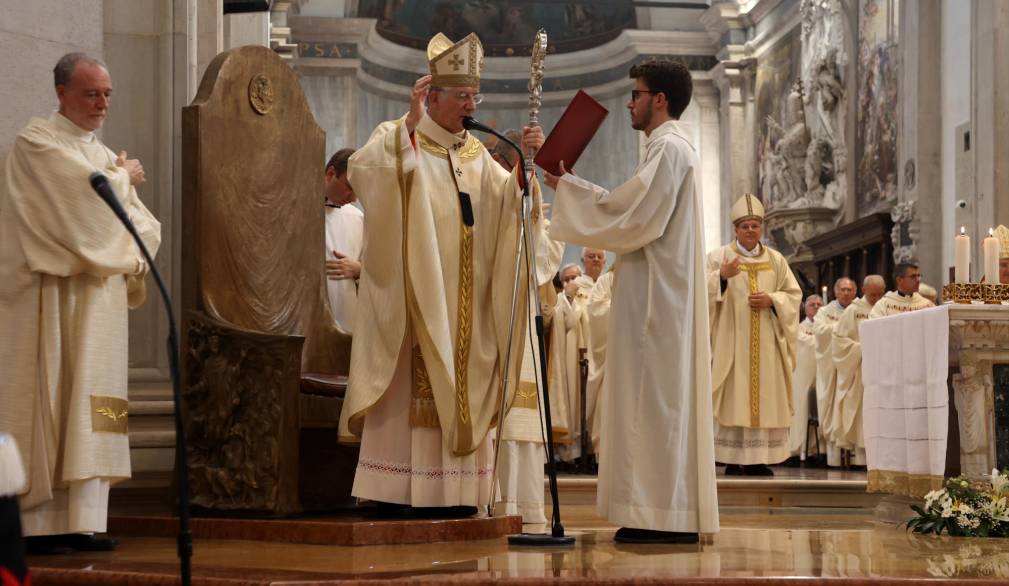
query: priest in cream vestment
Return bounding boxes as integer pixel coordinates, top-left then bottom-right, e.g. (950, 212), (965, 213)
(708, 194), (802, 475)
(0, 54), (160, 550)
(812, 278), (856, 467)
(552, 263), (589, 462)
(585, 269), (615, 453)
(337, 33), (547, 513)
(789, 295), (821, 458)
(546, 60), (718, 543)
(869, 264), (935, 318)
(831, 275), (886, 465)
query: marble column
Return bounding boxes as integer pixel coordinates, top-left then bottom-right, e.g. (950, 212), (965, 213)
(896, 0), (942, 283)
(712, 59), (756, 245)
(694, 81), (724, 251)
(972, 1), (1009, 229)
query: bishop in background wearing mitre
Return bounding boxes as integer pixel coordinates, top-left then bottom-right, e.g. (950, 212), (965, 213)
(707, 194), (801, 476)
(337, 32), (548, 517)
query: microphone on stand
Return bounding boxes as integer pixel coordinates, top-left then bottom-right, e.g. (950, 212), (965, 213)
(89, 172), (193, 586)
(461, 118), (575, 546)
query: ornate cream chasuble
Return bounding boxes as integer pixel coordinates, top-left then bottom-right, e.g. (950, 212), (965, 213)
(812, 299), (845, 465)
(707, 242), (801, 464)
(0, 113), (160, 535)
(339, 114), (536, 505)
(832, 297), (872, 452)
(868, 291), (934, 319)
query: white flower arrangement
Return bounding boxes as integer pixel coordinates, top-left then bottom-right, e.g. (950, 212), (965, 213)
(908, 469), (1009, 537)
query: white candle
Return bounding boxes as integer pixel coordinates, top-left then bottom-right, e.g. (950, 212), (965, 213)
(821, 285), (828, 302)
(984, 227), (1000, 284)
(955, 226), (971, 283)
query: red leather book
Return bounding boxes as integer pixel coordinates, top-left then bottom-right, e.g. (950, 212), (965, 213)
(534, 90), (609, 176)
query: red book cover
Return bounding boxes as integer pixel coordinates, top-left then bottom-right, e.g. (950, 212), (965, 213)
(534, 90), (609, 176)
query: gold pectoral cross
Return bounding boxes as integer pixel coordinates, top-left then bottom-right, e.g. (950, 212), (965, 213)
(738, 262), (772, 427)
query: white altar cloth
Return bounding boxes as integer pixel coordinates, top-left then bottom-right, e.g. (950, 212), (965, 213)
(860, 305), (950, 497)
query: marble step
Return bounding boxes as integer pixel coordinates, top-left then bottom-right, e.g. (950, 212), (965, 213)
(549, 473), (881, 509)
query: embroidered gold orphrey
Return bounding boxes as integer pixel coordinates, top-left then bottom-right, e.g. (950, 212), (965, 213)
(737, 262), (771, 427)
(90, 395), (129, 434)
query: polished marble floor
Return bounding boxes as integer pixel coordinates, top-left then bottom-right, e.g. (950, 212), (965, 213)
(30, 508), (1009, 584)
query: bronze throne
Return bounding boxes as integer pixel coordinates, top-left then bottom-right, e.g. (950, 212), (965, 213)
(181, 45), (357, 515)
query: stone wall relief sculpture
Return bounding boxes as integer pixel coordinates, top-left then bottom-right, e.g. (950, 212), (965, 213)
(761, 0), (850, 274)
(855, 0), (899, 217)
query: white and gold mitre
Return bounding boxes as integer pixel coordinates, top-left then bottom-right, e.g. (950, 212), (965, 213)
(427, 32), (483, 89)
(730, 193), (765, 225)
(995, 225), (1009, 259)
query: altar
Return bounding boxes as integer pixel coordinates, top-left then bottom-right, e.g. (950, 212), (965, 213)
(860, 304), (1009, 497)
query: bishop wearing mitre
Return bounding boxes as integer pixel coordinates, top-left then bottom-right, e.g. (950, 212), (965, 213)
(337, 32), (546, 516)
(708, 194), (802, 476)
(831, 275), (886, 466)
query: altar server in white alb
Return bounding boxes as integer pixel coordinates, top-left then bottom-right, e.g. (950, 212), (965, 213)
(0, 53), (161, 553)
(545, 59), (718, 543)
(707, 194), (802, 476)
(322, 147), (364, 332)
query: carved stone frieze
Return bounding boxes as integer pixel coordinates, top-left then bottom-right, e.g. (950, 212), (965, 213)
(890, 200), (918, 265)
(949, 311), (1009, 478)
(183, 312), (303, 514)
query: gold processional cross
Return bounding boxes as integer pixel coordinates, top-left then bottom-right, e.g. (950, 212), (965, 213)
(737, 262), (771, 427)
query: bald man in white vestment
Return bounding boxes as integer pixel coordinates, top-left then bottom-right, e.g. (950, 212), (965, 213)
(546, 60), (718, 543)
(0, 53), (161, 553)
(831, 275), (885, 466)
(812, 278), (856, 467)
(337, 33), (548, 516)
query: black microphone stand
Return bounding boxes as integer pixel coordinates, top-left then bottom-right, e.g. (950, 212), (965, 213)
(462, 119), (574, 546)
(90, 173), (192, 585)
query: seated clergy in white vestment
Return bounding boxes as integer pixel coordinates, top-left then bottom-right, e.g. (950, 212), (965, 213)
(830, 275), (886, 467)
(337, 32), (550, 517)
(708, 194), (802, 477)
(546, 59), (718, 544)
(322, 148), (364, 332)
(812, 277), (856, 467)
(789, 294), (821, 459)
(0, 53), (161, 554)
(869, 263), (934, 319)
